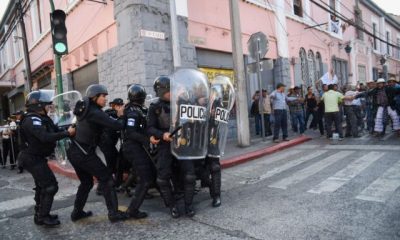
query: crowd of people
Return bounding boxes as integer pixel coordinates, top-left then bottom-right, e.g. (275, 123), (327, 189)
(251, 74), (400, 141)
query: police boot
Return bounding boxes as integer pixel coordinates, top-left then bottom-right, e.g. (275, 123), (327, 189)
(71, 209), (93, 222)
(126, 182), (150, 219)
(157, 178), (180, 218)
(36, 185), (60, 226)
(184, 175), (196, 217)
(210, 161), (222, 208)
(103, 180), (128, 223)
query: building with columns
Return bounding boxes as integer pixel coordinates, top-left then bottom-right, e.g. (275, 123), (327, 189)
(0, 0), (399, 135)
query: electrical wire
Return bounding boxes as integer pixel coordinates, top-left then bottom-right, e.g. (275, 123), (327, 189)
(311, 0), (399, 50)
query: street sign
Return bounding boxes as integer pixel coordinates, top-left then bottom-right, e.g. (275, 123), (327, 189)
(247, 32), (269, 142)
(247, 59), (274, 74)
(247, 32), (268, 59)
(140, 29), (166, 40)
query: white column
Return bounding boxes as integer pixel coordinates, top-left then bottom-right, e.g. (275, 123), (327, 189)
(274, 0), (289, 58)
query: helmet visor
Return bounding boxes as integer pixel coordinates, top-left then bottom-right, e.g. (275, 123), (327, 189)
(38, 90), (55, 104)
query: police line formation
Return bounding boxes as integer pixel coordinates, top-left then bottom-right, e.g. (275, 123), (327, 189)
(17, 68), (235, 227)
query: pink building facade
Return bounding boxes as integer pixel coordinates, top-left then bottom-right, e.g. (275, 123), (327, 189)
(0, 0), (399, 124)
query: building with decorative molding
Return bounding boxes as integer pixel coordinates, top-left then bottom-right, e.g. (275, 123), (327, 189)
(0, 0), (399, 137)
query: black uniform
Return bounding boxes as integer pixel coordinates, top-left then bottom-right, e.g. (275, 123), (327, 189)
(67, 99), (126, 222)
(99, 108), (120, 174)
(19, 112), (70, 224)
(148, 99), (196, 217)
(123, 103), (155, 217)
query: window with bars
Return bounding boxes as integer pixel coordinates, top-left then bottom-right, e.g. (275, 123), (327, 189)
(397, 38), (400, 59)
(386, 31), (390, 55)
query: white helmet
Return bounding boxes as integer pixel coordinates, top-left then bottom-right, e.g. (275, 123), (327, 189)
(376, 78), (386, 83)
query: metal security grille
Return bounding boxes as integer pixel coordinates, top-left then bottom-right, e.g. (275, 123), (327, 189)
(307, 50), (316, 89)
(299, 48), (309, 88)
(315, 52), (323, 79)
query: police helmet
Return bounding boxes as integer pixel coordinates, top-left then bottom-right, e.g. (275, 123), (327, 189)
(153, 75), (170, 98)
(25, 90), (55, 111)
(128, 84), (147, 105)
(86, 84), (108, 98)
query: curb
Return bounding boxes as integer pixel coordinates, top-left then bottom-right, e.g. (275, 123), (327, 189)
(48, 161), (79, 180)
(220, 135), (312, 169)
(49, 135), (311, 179)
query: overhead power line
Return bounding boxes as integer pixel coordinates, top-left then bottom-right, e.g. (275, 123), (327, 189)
(310, 0), (400, 50)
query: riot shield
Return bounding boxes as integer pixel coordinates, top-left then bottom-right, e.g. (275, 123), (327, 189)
(50, 91), (82, 165)
(207, 75), (236, 158)
(170, 68), (210, 160)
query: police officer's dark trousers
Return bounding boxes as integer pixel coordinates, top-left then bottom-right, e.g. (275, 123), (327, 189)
(124, 143), (155, 214)
(19, 152), (58, 219)
(156, 143), (196, 210)
(206, 156), (221, 198)
(68, 143), (119, 215)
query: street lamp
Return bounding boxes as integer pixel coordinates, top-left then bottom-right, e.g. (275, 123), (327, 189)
(344, 44), (352, 54)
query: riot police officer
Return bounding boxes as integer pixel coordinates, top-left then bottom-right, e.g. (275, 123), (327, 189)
(67, 84), (127, 223)
(97, 98), (124, 195)
(123, 84), (155, 219)
(99, 98), (124, 175)
(205, 75), (235, 208)
(148, 76), (196, 218)
(19, 90), (75, 226)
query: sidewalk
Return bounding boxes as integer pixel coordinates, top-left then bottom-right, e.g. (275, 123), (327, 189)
(49, 130), (316, 179)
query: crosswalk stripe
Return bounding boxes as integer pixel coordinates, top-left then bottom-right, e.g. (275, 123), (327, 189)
(324, 145), (400, 151)
(269, 151), (354, 189)
(308, 151), (385, 194)
(241, 150), (327, 184)
(359, 133), (370, 140)
(381, 132), (394, 141)
(0, 187), (76, 213)
(229, 149), (303, 175)
(356, 160), (400, 203)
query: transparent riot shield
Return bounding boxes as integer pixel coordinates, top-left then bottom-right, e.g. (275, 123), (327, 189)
(207, 75), (236, 158)
(50, 91), (82, 165)
(170, 68), (210, 160)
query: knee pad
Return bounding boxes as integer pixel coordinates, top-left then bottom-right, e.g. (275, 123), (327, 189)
(210, 162), (221, 173)
(43, 184), (58, 195)
(184, 174), (196, 184)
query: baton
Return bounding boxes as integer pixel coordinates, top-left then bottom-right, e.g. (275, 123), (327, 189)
(169, 125), (182, 137)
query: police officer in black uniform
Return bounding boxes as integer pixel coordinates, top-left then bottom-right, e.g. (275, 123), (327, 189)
(19, 90), (75, 227)
(148, 76), (197, 218)
(97, 98), (124, 195)
(67, 84), (127, 223)
(99, 98), (123, 175)
(123, 84), (155, 219)
(13, 110), (25, 174)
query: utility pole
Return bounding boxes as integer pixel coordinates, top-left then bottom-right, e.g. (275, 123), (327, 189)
(229, 0), (250, 147)
(49, 0), (63, 94)
(17, 0), (32, 94)
(169, 0), (182, 69)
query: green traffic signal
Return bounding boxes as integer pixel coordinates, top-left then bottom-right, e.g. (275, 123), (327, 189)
(55, 42), (67, 54)
(51, 10), (68, 55)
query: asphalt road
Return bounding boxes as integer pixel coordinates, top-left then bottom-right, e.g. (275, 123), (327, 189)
(1, 132), (400, 240)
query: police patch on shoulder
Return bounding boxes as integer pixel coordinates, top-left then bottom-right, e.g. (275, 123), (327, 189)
(33, 121), (42, 126)
(127, 118), (135, 126)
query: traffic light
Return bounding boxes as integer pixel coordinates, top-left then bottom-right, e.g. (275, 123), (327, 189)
(50, 10), (68, 55)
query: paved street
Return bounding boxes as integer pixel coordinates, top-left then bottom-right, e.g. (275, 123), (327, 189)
(1, 133), (400, 239)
